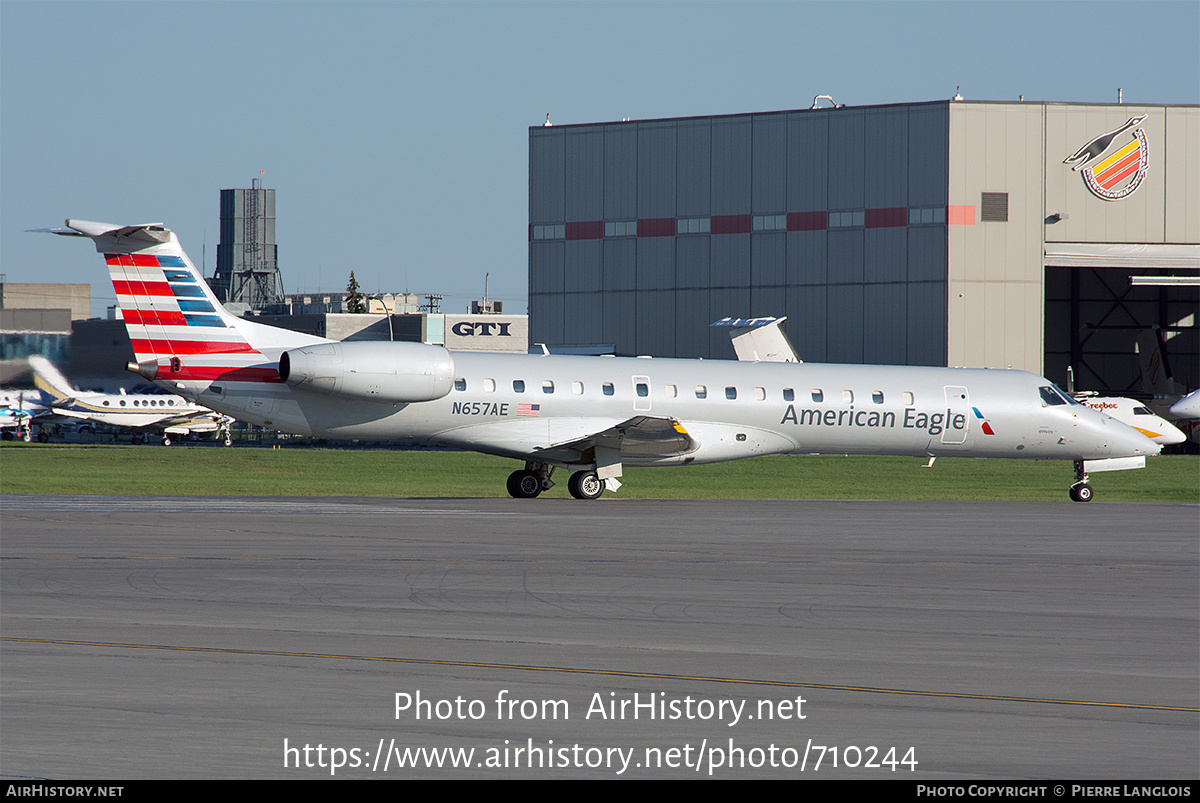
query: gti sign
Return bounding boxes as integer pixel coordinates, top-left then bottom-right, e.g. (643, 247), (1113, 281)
(451, 321), (513, 337)
(442, 314), (528, 353)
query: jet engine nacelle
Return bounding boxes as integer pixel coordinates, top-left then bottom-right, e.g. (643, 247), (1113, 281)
(279, 341), (455, 403)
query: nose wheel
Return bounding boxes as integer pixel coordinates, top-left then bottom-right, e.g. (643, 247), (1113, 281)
(1069, 460), (1094, 502)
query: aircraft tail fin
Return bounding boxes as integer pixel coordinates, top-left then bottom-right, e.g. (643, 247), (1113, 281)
(1135, 328), (1177, 396)
(710, 317), (801, 363)
(48, 220), (327, 386)
(27, 355), (75, 402)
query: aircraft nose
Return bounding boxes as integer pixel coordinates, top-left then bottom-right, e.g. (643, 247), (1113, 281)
(1106, 416), (1162, 457)
(1158, 422), (1187, 446)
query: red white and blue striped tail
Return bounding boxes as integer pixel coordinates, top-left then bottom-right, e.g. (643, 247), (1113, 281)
(45, 220), (326, 387)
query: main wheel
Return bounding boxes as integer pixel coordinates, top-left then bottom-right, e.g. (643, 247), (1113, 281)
(162, 435), (172, 446)
(506, 470), (542, 499)
(1069, 482), (1094, 502)
(568, 471), (604, 500)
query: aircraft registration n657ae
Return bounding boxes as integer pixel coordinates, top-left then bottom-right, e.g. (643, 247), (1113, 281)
(43, 220), (1159, 502)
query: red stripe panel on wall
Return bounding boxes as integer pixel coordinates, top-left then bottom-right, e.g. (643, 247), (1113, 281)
(866, 207), (907, 228)
(566, 221), (604, 240)
(637, 218), (675, 237)
(787, 211), (827, 231)
(710, 214), (751, 234)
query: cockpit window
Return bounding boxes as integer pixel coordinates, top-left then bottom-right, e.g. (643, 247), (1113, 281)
(1039, 386), (1067, 406)
(1039, 385), (1081, 407)
(1133, 406), (1152, 415)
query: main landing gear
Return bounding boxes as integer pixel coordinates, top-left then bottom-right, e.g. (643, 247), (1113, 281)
(1069, 460), (1094, 503)
(506, 462), (555, 499)
(567, 470), (604, 500)
(506, 462), (606, 500)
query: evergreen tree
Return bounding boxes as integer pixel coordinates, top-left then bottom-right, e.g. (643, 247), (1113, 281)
(346, 271), (366, 313)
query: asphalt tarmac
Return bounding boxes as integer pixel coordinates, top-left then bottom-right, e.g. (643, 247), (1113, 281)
(1, 495), (1196, 779)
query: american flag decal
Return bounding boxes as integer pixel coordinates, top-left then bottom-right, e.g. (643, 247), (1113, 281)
(517, 403), (541, 417)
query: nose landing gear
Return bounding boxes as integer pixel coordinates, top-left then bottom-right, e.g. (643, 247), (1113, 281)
(1069, 460), (1094, 502)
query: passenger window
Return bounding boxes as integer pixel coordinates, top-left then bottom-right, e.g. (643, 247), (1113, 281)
(783, 388), (794, 402)
(513, 380), (525, 393)
(572, 381), (583, 395)
(811, 389), (823, 402)
(695, 385), (707, 399)
(842, 390), (854, 404)
(754, 387), (766, 401)
(665, 384), (678, 398)
(725, 386), (737, 400)
(636, 382), (649, 397)
(602, 382), (614, 396)
(454, 378), (466, 391)
(483, 378), (496, 392)
(872, 391), (884, 404)
(902, 391), (914, 405)
(542, 380), (555, 394)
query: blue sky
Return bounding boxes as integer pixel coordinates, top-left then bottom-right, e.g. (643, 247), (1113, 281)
(3, 1), (1198, 317)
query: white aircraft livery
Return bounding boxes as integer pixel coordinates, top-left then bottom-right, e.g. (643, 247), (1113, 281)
(44, 220), (1159, 502)
(1075, 394), (1186, 447)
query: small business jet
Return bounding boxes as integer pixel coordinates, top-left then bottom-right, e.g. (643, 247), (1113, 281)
(28, 355), (234, 446)
(42, 220), (1158, 501)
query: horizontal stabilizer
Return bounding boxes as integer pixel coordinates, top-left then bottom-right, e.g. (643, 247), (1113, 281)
(66, 220), (170, 243)
(30, 221), (169, 244)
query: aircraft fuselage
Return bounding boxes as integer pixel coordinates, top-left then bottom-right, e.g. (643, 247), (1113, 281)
(191, 350), (1148, 469)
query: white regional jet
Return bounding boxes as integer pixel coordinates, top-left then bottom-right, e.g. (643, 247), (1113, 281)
(42, 220), (1159, 502)
(28, 355), (234, 446)
(1074, 394), (1186, 447)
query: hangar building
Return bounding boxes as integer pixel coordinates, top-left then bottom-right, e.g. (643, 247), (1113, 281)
(528, 100), (1198, 394)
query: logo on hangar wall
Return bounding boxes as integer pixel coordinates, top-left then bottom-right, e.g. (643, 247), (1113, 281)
(1062, 115), (1149, 201)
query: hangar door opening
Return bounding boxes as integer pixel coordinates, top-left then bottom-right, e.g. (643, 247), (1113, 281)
(1044, 265), (1198, 395)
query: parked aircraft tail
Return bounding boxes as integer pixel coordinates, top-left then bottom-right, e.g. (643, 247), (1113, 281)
(1136, 327), (1177, 396)
(27, 355), (75, 402)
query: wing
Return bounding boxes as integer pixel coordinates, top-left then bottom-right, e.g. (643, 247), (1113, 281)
(534, 415), (698, 462)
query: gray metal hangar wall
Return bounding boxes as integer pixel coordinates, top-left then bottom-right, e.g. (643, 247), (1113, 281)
(528, 100), (1199, 393)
